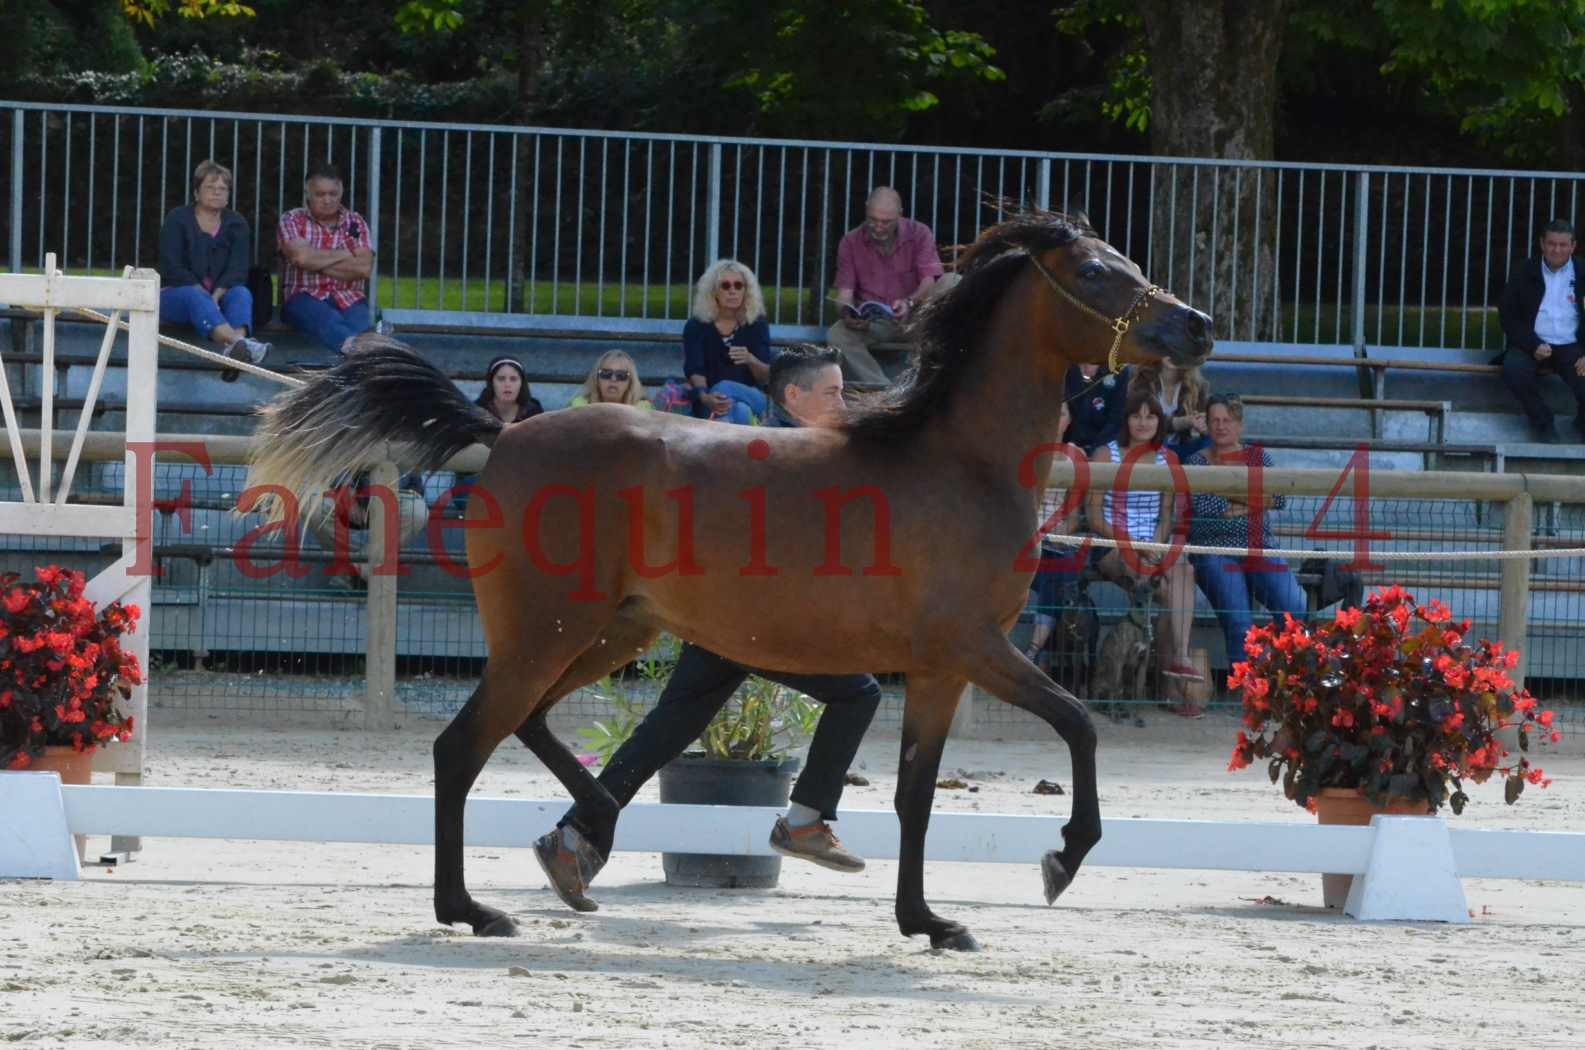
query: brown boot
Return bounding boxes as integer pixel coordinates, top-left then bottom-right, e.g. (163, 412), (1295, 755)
(768, 816), (865, 873)
(532, 826), (604, 912)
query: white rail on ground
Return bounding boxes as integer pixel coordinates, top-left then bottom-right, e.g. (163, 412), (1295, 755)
(5, 779), (1583, 923)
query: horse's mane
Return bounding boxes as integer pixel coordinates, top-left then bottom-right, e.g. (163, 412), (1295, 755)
(844, 210), (1093, 441)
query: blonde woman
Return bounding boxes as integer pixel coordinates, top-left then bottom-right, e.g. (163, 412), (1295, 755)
(570, 350), (651, 408)
(681, 258), (779, 424)
(1129, 360), (1211, 460)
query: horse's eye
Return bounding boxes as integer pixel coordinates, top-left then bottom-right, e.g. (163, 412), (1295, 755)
(1078, 260), (1106, 280)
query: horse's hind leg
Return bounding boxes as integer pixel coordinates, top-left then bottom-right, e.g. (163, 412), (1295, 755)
(893, 672), (979, 951)
(966, 633), (1101, 906)
(434, 654), (582, 937)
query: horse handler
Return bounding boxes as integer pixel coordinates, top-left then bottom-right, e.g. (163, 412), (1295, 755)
(535, 346), (883, 911)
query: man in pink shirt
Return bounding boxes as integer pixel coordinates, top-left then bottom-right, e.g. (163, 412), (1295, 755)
(826, 186), (957, 385)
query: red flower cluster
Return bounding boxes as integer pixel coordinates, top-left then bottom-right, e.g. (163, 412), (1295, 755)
(1227, 585), (1559, 815)
(0, 566), (142, 770)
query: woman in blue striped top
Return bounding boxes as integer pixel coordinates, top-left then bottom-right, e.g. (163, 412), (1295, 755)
(1086, 390), (1204, 686)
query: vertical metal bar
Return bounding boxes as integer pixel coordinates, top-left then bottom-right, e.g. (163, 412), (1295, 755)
(731, 143), (742, 257)
(640, 141), (651, 318)
(507, 132), (520, 312)
(365, 127), (382, 314)
(1208, 168), (1221, 327)
(9, 110), (22, 273)
(417, 131), (428, 307)
(1460, 176), (1473, 349)
(665, 143), (675, 318)
(62, 114), (71, 269)
(1145, 163), (1156, 280)
(1401, 172), (1413, 345)
(1293, 170), (1304, 343)
(796, 147), (808, 325)
(595, 138), (607, 315)
(574, 136), (585, 314)
(392, 129), (403, 306)
(531, 135), (543, 314)
(461, 131), (472, 310)
(485, 134), (496, 312)
(929, 154), (939, 242)
(37, 112), (48, 267)
(910, 154), (918, 217)
(817, 147), (832, 323)
(110, 116), (121, 269)
(1417, 173), (1430, 346)
(251, 122), (261, 264)
(706, 141), (722, 268)
(1352, 171), (1371, 361)
(1124, 162), (1135, 257)
(952, 155), (961, 245)
(774, 148), (786, 322)
(1333, 170), (1344, 342)
(1482, 178), (1496, 350)
(619, 140), (630, 316)
(996, 156), (1005, 222)
(276, 122), (286, 263)
(1248, 167), (1261, 341)
(40, 300), (54, 499)
(1187, 167), (1199, 306)
(1439, 174), (1452, 347)
(755, 145), (765, 273)
(136, 118), (146, 267)
(686, 143), (697, 310)
(1167, 165), (1178, 296)
(1375, 166), (1388, 344)
(1266, 169), (1278, 340)
(440, 130), (451, 309)
(1312, 172), (1325, 344)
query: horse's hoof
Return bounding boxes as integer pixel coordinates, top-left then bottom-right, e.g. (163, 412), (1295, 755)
(474, 910), (519, 937)
(1042, 850), (1072, 904)
(534, 828), (603, 913)
(930, 927), (981, 952)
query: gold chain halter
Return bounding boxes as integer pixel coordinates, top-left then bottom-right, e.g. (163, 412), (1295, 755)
(1028, 254), (1170, 374)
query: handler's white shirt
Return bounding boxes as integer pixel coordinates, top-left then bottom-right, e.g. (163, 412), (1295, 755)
(1535, 259), (1578, 345)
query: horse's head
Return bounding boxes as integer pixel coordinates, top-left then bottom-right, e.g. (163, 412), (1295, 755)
(1029, 230), (1213, 374)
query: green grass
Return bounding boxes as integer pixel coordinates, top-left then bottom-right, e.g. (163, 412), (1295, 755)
(1274, 305), (1504, 352)
(375, 277), (815, 319)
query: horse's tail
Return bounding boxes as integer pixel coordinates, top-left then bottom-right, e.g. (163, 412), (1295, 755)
(247, 335), (503, 521)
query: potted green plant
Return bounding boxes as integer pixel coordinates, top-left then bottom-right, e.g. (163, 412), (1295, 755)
(577, 640), (821, 888)
(1, 567), (143, 777)
(1227, 584), (1560, 905)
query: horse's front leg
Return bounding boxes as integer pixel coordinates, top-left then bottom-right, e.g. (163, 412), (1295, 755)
(968, 635), (1101, 903)
(893, 672), (979, 951)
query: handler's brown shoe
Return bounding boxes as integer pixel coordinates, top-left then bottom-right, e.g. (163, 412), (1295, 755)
(768, 816), (866, 873)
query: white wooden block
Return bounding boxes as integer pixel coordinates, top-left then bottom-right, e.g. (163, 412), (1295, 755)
(1345, 815), (1468, 924)
(0, 772), (81, 881)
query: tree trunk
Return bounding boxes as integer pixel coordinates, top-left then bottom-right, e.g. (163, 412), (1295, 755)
(1139, 0), (1286, 342)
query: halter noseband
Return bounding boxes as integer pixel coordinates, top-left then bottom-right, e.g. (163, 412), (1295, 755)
(1028, 254), (1169, 374)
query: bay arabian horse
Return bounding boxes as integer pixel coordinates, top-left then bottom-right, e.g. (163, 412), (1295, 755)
(248, 211), (1213, 951)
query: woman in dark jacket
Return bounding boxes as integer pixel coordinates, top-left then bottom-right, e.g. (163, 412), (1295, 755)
(158, 159), (270, 365)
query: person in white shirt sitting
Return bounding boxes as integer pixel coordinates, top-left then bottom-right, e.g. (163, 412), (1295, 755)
(1499, 219), (1585, 444)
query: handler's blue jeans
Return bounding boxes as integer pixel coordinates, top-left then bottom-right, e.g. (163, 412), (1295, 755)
(159, 285), (252, 340)
(1192, 552), (1309, 664)
(283, 292), (372, 354)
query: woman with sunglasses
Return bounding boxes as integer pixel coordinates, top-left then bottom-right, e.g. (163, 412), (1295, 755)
(682, 259), (779, 425)
(570, 350), (651, 408)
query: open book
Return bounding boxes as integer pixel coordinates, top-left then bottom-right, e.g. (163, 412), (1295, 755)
(829, 297), (898, 322)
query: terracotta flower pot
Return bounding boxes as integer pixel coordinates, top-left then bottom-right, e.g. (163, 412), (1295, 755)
(1314, 787), (1433, 908)
(23, 746), (93, 861)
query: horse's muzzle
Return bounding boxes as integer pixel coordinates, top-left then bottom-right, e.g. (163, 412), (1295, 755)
(1140, 305), (1214, 367)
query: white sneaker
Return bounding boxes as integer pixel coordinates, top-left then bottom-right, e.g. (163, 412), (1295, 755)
(242, 337), (271, 364)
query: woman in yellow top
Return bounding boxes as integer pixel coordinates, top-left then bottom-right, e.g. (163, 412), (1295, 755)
(568, 350), (651, 408)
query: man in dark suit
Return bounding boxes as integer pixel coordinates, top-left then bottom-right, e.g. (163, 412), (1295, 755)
(1499, 219), (1585, 444)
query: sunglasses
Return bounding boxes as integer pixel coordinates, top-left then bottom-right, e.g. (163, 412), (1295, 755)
(718, 279), (745, 291)
(597, 369), (631, 382)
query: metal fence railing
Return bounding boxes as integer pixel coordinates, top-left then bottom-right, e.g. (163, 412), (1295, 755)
(4, 100), (1585, 346)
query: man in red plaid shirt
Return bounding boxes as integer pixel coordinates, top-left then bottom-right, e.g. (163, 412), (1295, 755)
(278, 163), (376, 353)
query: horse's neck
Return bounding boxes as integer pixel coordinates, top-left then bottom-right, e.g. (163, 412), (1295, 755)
(940, 322), (1070, 481)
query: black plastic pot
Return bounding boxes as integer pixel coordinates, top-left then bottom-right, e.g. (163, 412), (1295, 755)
(656, 754), (801, 889)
